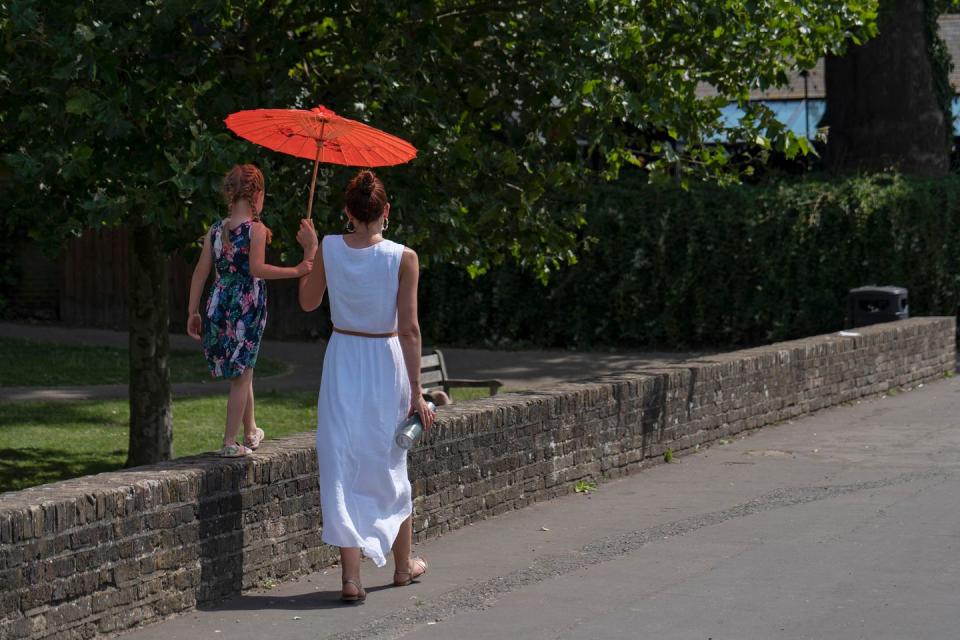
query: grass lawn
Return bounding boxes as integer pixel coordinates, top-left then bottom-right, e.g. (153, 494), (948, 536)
(0, 386), (495, 493)
(0, 337), (287, 387)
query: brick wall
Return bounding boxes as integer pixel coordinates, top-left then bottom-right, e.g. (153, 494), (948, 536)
(0, 317), (954, 639)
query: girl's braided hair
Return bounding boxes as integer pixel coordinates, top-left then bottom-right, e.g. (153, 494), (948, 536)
(220, 164), (268, 249)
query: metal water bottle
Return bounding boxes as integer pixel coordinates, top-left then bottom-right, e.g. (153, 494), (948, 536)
(395, 402), (435, 450)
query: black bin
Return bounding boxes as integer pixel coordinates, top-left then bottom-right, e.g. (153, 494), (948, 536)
(847, 286), (909, 328)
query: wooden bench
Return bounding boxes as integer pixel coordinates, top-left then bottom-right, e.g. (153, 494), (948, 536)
(421, 349), (503, 397)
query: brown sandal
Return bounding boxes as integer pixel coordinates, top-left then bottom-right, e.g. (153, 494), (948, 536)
(393, 557), (428, 586)
(341, 579), (366, 603)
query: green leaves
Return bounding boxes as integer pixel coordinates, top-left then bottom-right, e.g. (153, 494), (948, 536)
(2, 0), (880, 283)
(73, 23), (95, 43)
(64, 88), (100, 115)
(61, 145), (93, 180)
(422, 173), (960, 349)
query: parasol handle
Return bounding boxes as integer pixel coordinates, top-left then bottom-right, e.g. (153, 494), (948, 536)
(306, 143), (321, 220)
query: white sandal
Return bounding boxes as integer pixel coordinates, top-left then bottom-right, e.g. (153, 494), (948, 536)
(219, 442), (253, 457)
(244, 427), (265, 450)
(393, 557), (428, 586)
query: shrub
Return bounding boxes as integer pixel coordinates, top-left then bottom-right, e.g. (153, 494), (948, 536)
(420, 173), (960, 349)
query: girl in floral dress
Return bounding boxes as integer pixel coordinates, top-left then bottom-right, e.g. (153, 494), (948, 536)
(187, 164), (313, 457)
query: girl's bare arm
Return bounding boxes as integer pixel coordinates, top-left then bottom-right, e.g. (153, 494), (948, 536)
(186, 232), (213, 339)
(249, 222), (313, 280)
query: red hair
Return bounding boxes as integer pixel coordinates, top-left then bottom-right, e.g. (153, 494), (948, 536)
(220, 164), (269, 248)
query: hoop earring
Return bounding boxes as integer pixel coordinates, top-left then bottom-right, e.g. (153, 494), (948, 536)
(381, 217), (389, 233)
(345, 219), (356, 233)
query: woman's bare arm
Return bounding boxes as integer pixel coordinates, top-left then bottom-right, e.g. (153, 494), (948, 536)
(297, 220), (327, 311)
(397, 248), (435, 430)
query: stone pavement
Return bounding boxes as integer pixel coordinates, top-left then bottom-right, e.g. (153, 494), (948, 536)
(0, 322), (702, 401)
(114, 376), (960, 640)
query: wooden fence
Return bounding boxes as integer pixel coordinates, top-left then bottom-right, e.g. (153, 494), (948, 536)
(14, 227), (329, 340)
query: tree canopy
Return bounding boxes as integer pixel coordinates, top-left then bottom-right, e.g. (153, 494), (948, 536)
(3, 0), (879, 277)
(1, 0), (881, 464)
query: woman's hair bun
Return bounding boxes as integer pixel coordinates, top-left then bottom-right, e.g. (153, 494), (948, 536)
(358, 170), (376, 195)
(345, 169), (388, 224)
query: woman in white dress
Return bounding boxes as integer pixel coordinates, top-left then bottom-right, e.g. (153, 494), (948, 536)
(296, 169), (436, 603)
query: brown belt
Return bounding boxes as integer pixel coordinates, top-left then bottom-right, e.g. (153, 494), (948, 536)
(333, 327), (398, 338)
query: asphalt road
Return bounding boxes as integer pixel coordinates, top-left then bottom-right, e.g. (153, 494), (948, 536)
(117, 376), (960, 640)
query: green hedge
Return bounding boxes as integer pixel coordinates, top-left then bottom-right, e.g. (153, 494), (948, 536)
(420, 173), (960, 349)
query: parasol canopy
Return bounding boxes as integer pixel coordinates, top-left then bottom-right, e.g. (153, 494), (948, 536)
(224, 105), (417, 217)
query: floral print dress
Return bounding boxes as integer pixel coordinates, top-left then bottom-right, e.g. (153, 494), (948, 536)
(202, 219), (267, 379)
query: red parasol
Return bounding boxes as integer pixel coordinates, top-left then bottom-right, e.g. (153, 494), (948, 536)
(224, 105), (417, 218)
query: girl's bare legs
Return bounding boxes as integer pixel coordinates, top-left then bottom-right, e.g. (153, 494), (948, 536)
(392, 515), (413, 574)
(224, 368), (253, 446)
(242, 373), (257, 442)
(340, 547), (363, 595)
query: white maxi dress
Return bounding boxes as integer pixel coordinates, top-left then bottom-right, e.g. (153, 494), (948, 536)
(316, 234), (412, 567)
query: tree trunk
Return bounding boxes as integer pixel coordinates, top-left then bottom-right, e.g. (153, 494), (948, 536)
(126, 223), (173, 466)
(824, 0), (951, 176)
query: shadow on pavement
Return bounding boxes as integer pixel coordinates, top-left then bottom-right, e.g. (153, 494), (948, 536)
(200, 583), (397, 611)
